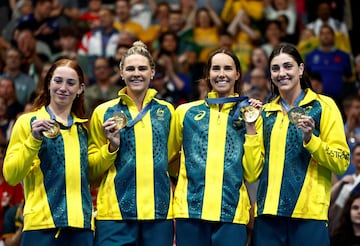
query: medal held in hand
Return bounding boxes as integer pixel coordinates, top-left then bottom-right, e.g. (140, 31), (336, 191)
(242, 105), (260, 123)
(113, 111), (128, 129)
(288, 107), (305, 124)
(42, 121), (61, 138)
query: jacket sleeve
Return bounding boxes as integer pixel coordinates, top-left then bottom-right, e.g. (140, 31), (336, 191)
(243, 116), (264, 183)
(3, 114), (42, 186)
(304, 97), (350, 174)
(167, 106), (185, 178)
(88, 106), (117, 182)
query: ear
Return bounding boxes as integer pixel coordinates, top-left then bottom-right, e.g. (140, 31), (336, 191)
(78, 83), (85, 95)
(236, 71), (241, 81)
(299, 63), (305, 77)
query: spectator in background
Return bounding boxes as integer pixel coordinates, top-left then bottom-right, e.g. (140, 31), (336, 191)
(261, 19), (284, 57)
(190, 6), (223, 64)
(151, 62), (180, 106)
(14, 0), (59, 53)
(330, 143), (360, 231)
(1, 0), (33, 45)
(0, 96), (15, 146)
(343, 94), (360, 149)
(52, 0), (81, 28)
(51, 26), (90, 84)
(109, 43), (131, 87)
(308, 71), (323, 94)
(78, 7), (120, 83)
(2, 201), (24, 246)
(305, 24), (353, 107)
(242, 47), (269, 88)
(220, 0), (264, 25)
(264, 0), (298, 41)
(0, 1), (15, 32)
(354, 53), (360, 94)
(113, 0), (144, 42)
(78, 0), (102, 30)
(153, 31), (191, 104)
(306, 1), (349, 37)
(244, 67), (271, 103)
(330, 193), (360, 245)
(0, 77), (23, 121)
(227, 9), (262, 73)
(0, 47), (36, 106)
(84, 57), (122, 117)
(12, 28), (47, 83)
(129, 0), (152, 30)
(0, 145), (24, 240)
(142, 2), (171, 47)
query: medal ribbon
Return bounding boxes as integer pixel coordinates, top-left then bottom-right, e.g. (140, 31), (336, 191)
(205, 96), (250, 122)
(280, 90), (305, 112)
(117, 99), (153, 128)
(45, 106), (73, 129)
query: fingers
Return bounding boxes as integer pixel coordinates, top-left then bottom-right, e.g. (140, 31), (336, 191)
(248, 98), (263, 109)
(298, 116), (314, 130)
(103, 117), (121, 138)
(31, 119), (55, 139)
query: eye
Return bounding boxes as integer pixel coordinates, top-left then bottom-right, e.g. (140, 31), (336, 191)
(138, 66), (149, 71)
(224, 65), (233, 71)
(53, 77), (63, 83)
(66, 79), (77, 86)
(271, 65), (280, 72)
(283, 63), (293, 70)
(211, 65), (220, 71)
(125, 66), (135, 71)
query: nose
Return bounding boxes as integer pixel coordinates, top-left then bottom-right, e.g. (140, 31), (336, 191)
(278, 67), (287, 77)
(59, 82), (67, 91)
(218, 68), (225, 77)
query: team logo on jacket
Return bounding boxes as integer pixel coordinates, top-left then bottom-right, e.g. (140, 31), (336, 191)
(194, 111), (206, 120)
(156, 108), (165, 121)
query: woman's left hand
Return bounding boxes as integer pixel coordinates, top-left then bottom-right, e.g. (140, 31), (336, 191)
(298, 115), (315, 144)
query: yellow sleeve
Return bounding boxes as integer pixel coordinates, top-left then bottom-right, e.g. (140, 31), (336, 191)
(88, 105), (118, 182)
(167, 105), (186, 178)
(304, 97), (350, 174)
(3, 114), (42, 186)
(243, 116), (264, 183)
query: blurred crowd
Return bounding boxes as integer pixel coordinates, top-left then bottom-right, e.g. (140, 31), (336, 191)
(0, 0), (360, 245)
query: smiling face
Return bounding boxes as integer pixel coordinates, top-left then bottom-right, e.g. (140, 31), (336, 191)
(209, 53), (240, 98)
(270, 52), (303, 95)
(49, 66), (84, 109)
(120, 54), (155, 98)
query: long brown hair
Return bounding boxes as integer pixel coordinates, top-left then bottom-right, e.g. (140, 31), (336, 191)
(32, 58), (86, 118)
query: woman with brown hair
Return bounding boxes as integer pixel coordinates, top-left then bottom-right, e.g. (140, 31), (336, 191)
(3, 58), (94, 245)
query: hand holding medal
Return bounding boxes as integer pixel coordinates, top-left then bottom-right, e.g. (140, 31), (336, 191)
(31, 119), (60, 140)
(241, 98), (262, 123)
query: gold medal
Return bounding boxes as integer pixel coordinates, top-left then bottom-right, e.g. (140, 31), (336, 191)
(288, 107), (305, 124)
(113, 111), (128, 129)
(42, 121), (60, 138)
(242, 105), (260, 123)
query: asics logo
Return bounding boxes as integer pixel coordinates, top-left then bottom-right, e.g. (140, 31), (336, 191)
(194, 111), (206, 120)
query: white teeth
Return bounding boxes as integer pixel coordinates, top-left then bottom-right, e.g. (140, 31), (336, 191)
(216, 80), (228, 84)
